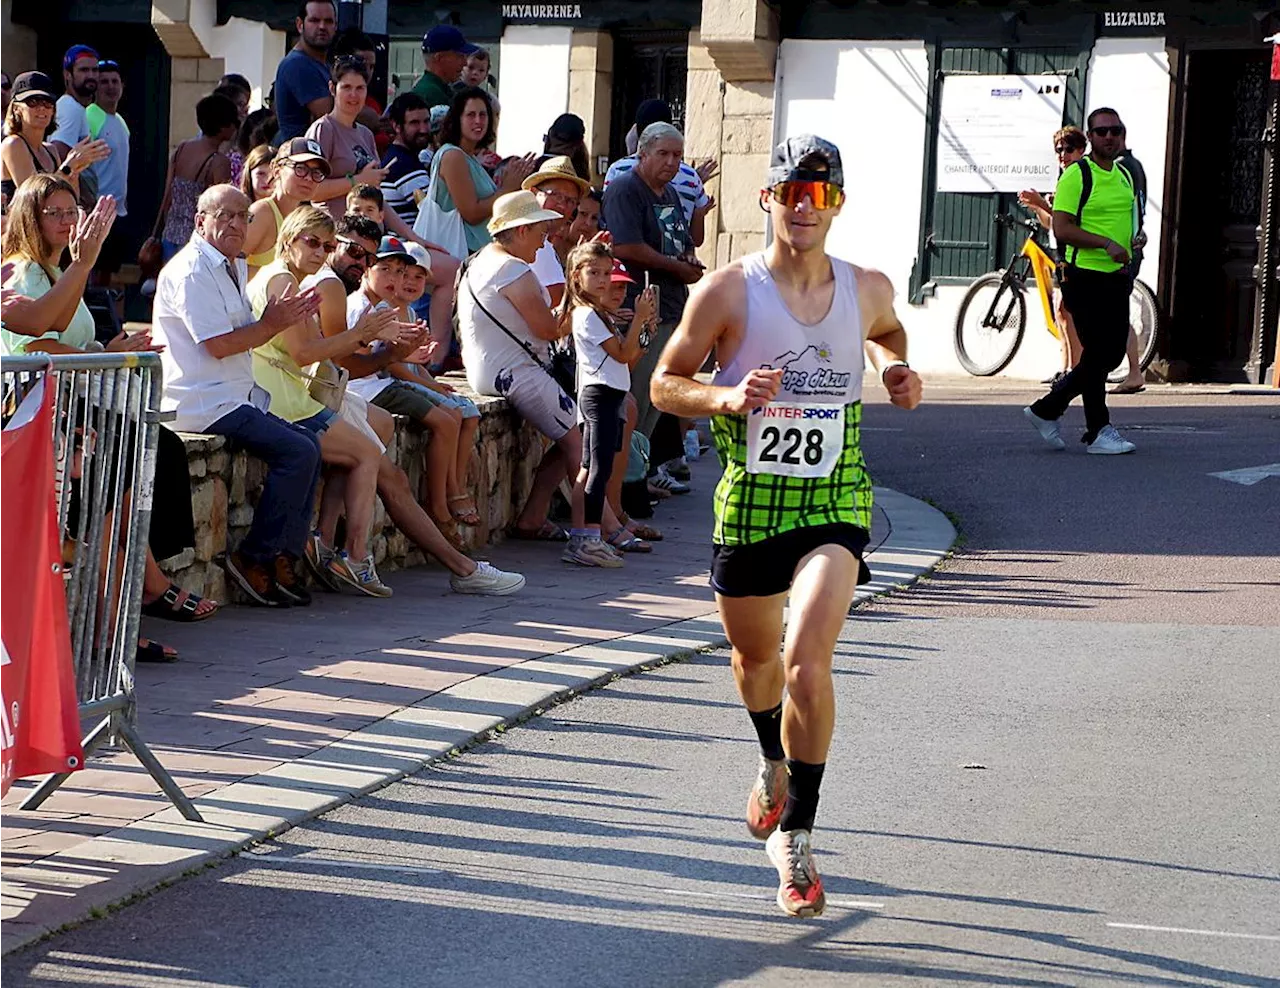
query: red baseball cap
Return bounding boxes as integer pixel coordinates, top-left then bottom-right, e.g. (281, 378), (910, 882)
(610, 260), (634, 284)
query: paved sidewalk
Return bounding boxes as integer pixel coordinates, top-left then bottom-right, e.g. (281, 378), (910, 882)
(0, 457), (955, 954)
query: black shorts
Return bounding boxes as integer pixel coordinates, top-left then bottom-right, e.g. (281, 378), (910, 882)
(711, 523), (872, 598)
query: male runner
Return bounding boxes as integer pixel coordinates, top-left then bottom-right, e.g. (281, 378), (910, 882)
(651, 135), (923, 918)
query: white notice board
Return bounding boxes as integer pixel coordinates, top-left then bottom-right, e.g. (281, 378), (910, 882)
(936, 75), (1068, 193)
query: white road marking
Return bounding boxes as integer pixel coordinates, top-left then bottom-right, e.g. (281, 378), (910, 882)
(1107, 922), (1280, 942)
(1209, 463), (1280, 486)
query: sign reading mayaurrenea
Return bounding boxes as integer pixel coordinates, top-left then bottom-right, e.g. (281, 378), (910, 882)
(936, 74), (1068, 194)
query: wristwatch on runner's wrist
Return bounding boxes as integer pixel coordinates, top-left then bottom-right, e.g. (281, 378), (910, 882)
(880, 360), (909, 382)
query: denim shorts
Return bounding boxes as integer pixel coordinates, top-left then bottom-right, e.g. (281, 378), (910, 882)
(372, 380), (481, 420)
(295, 407), (338, 434)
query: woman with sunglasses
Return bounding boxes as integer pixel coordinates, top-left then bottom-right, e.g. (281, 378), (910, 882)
(247, 205), (410, 596)
(1, 71), (107, 202)
(242, 136), (331, 276)
(651, 135), (922, 920)
(148, 93), (240, 263)
(1019, 124), (1088, 381)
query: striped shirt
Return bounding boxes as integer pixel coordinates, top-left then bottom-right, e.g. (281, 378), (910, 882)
(603, 157), (709, 226)
(381, 143), (430, 228)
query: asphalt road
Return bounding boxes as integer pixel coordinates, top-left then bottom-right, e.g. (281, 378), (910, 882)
(5, 382), (1279, 987)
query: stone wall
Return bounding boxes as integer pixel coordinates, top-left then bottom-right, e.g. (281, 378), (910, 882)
(160, 382), (546, 603)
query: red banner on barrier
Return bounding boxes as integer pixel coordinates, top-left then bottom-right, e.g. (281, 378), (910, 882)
(1, 378), (83, 796)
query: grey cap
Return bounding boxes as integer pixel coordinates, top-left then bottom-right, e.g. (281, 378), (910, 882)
(767, 134), (843, 188)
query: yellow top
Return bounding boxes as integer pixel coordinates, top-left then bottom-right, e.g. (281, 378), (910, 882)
(246, 197), (285, 271)
(248, 257), (326, 423)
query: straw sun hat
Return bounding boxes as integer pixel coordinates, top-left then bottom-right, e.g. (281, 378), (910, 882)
(487, 190), (562, 236)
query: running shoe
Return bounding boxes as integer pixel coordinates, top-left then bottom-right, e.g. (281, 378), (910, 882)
(765, 828), (826, 919)
(562, 536), (625, 568)
(450, 560), (527, 595)
(327, 550), (392, 597)
(650, 467), (691, 495)
(747, 756), (789, 840)
(353, 555), (394, 597)
(1023, 406), (1066, 450)
(304, 532), (341, 591)
(1086, 425), (1137, 455)
(664, 456), (692, 481)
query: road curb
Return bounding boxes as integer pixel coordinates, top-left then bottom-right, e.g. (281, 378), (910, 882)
(0, 487), (955, 956)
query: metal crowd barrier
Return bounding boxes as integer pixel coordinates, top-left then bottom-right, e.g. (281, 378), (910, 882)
(2, 352), (202, 822)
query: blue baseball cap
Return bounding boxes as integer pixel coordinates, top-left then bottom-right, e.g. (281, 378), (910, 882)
(422, 25), (479, 56)
(63, 44), (99, 71)
(375, 235), (414, 263)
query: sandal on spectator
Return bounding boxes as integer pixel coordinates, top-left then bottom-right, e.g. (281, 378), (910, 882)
(450, 494), (481, 526)
(512, 521), (569, 542)
(141, 583), (220, 623)
(136, 638), (178, 663)
(607, 530), (652, 553)
(626, 521), (663, 542)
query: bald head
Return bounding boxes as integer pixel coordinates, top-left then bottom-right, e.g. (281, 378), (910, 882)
(195, 184), (252, 259)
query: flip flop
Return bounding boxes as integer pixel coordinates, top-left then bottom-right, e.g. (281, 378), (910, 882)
(511, 521), (569, 542)
(136, 638), (178, 663)
(1109, 383), (1146, 394)
(607, 531), (652, 553)
(141, 583), (220, 623)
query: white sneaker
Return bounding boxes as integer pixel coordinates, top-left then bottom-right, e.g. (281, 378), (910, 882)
(451, 560), (526, 595)
(1023, 406), (1066, 450)
(651, 467), (691, 494)
(1087, 425), (1136, 455)
(561, 536), (625, 568)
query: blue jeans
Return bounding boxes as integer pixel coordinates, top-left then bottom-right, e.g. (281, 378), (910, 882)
(206, 405), (322, 562)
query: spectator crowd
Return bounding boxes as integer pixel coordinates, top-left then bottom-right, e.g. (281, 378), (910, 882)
(2, 3), (721, 664)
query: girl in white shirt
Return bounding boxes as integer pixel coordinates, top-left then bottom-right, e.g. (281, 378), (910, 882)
(561, 241), (655, 567)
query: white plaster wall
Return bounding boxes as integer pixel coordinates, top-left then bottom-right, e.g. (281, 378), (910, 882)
(189, 0), (288, 109)
(1085, 37), (1171, 290)
(774, 37), (1173, 380)
(496, 26), (571, 158)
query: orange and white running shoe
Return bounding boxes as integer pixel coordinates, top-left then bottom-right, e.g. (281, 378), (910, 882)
(746, 756), (788, 840)
(765, 828), (826, 918)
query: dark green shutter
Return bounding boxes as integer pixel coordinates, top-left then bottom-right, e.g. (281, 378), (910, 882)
(910, 45), (1088, 302)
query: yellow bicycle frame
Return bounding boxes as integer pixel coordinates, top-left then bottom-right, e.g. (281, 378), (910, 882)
(1021, 237), (1062, 341)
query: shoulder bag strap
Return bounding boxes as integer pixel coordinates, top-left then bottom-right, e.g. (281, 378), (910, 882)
(461, 258), (553, 375)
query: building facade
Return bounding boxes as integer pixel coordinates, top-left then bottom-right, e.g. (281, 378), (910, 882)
(5, 0), (1276, 382)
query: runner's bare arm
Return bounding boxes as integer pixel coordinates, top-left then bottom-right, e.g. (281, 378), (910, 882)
(858, 267), (923, 410)
(651, 265), (780, 417)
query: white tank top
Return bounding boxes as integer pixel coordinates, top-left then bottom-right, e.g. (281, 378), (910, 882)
(714, 251), (863, 407)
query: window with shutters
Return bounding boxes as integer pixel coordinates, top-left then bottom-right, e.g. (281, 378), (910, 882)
(909, 45), (1089, 302)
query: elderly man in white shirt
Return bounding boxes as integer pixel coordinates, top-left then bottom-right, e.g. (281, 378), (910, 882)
(152, 183), (323, 609)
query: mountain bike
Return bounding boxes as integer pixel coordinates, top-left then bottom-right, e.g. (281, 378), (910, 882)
(953, 215), (1160, 381)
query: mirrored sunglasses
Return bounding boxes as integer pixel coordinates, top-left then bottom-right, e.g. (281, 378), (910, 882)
(768, 180), (845, 210)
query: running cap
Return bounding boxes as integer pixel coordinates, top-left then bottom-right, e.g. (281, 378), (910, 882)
(767, 134), (843, 189)
(279, 137), (329, 170)
(63, 44), (99, 71)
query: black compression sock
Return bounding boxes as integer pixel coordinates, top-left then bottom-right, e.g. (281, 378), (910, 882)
(779, 759), (826, 833)
(747, 703), (785, 761)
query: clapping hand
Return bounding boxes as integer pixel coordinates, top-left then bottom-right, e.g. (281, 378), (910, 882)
(261, 284), (321, 332)
(68, 196), (118, 267)
(63, 137), (111, 175)
(105, 328), (164, 353)
(694, 157), (720, 184)
(1018, 189), (1049, 212)
(498, 153), (538, 192)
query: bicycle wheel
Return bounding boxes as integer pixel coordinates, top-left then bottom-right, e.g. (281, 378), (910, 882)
(954, 272), (1027, 376)
(1107, 278), (1161, 383)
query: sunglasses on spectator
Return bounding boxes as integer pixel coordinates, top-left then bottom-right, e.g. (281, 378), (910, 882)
(23, 97), (55, 110)
(768, 180), (846, 210)
(286, 161), (328, 182)
(41, 207), (80, 221)
(98, 59), (119, 71)
(296, 232), (338, 253)
(1054, 144), (1079, 155)
(1090, 125), (1125, 137)
(337, 237), (373, 262)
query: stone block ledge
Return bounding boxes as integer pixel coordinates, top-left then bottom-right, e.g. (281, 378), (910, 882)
(160, 377), (546, 603)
